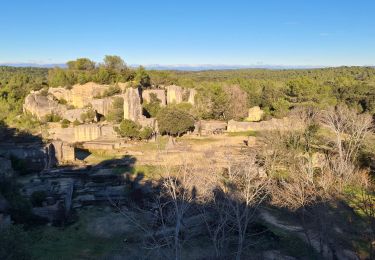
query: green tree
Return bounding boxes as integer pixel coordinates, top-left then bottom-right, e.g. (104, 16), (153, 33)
(106, 97), (124, 123)
(103, 55), (126, 71)
(67, 58), (95, 70)
(143, 93), (162, 117)
(157, 107), (195, 136)
(135, 66), (151, 88)
(115, 119), (141, 139)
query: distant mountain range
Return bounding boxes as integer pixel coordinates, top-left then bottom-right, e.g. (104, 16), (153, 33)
(0, 62), (343, 71)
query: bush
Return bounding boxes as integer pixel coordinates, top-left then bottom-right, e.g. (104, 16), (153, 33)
(80, 108), (96, 123)
(143, 93), (161, 117)
(43, 113), (62, 123)
(61, 119), (70, 128)
(115, 119), (141, 139)
(157, 107), (195, 136)
(106, 97), (124, 123)
(115, 120), (153, 140)
(72, 119), (81, 126)
(102, 85), (121, 97)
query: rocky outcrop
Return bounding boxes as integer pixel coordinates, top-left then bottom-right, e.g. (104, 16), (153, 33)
(123, 87), (143, 122)
(48, 87), (73, 104)
(74, 124), (117, 142)
(90, 97), (115, 116)
(52, 141), (75, 163)
(167, 85), (183, 104)
(63, 108), (87, 123)
(47, 125), (75, 143)
(142, 89), (166, 106)
(71, 82), (108, 108)
(23, 91), (67, 120)
(245, 106), (264, 122)
(188, 89), (197, 105)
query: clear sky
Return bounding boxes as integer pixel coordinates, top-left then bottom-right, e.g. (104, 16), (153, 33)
(1, 0), (374, 66)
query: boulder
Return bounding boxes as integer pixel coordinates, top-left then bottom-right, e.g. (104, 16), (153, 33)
(23, 91), (67, 120)
(245, 106), (264, 122)
(74, 124), (117, 142)
(167, 85), (183, 104)
(142, 89), (166, 106)
(52, 141), (75, 163)
(123, 87), (143, 122)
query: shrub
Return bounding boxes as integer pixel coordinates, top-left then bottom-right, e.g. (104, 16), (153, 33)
(157, 107), (195, 136)
(106, 97), (124, 123)
(80, 108), (96, 123)
(60, 119), (70, 128)
(73, 119), (81, 126)
(43, 113), (62, 123)
(139, 127), (153, 140)
(115, 119), (141, 139)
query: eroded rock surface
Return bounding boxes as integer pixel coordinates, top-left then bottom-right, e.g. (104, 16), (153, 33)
(123, 87), (143, 122)
(23, 91), (67, 120)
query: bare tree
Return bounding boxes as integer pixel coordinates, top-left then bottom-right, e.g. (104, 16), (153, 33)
(224, 154), (270, 260)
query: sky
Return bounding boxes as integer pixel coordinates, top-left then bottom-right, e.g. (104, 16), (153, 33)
(0, 0), (375, 67)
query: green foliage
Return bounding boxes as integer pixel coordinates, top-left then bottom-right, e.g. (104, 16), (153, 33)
(30, 191), (47, 207)
(72, 119), (81, 126)
(67, 58), (95, 71)
(0, 225), (32, 260)
(157, 107), (195, 136)
(106, 97), (124, 123)
(102, 85), (121, 97)
(135, 66), (151, 88)
(115, 119), (153, 140)
(103, 55), (126, 71)
(43, 113), (62, 123)
(143, 93), (162, 117)
(115, 119), (141, 139)
(139, 127), (153, 140)
(80, 109), (96, 123)
(61, 119), (70, 128)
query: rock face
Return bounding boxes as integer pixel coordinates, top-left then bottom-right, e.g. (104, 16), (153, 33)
(23, 91), (67, 120)
(63, 108), (87, 123)
(123, 87), (143, 122)
(246, 106), (264, 122)
(48, 87), (73, 103)
(74, 124), (117, 142)
(71, 82), (108, 108)
(91, 96), (116, 116)
(142, 89), (166, 106)
(167, 85), (183, 104)
(52, 141), (75, 163)
(188, 89), (197, 105)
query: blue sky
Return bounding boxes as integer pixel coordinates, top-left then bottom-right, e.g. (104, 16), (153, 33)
(0, 0), (374, 66)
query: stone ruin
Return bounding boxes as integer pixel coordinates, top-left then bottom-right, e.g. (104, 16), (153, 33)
(194, 120), (227, 135)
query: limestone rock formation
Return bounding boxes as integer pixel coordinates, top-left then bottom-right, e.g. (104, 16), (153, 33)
(63, 108), (88, 123)
(227, 117), (300, 132)
(74, 124), (117, 142)
(48, 87), (73, 103)
(194, 120), (227, 135)
(142, 89), (166, 106)
(71, 82), (108, 108)
(167, 85), (183, 104)
(123, 87), (143, 122)
(246, 106), (264, 122)
(52, 141), (75, 163)
(188, 89), (197, 105)
(91, 97), (116, 116)
(23, 91), (67, 120)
